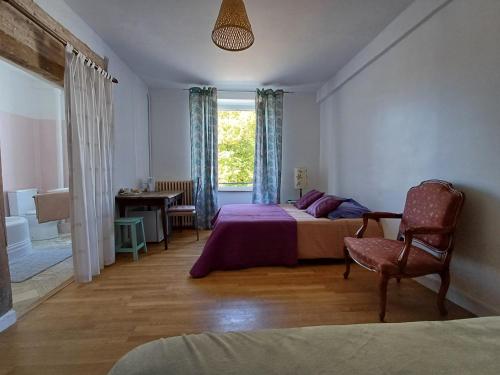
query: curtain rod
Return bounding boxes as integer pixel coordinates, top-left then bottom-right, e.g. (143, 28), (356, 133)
(3, 0), (119, 84)
(182, 89), (295, 94)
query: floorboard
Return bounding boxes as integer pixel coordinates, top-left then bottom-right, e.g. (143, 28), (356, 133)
(0, 230), (473, 375)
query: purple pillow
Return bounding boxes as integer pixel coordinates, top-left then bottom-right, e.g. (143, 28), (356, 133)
(295, 190), (324, 209)
(328, 199), (371, 220)
(306, 195), (344, 218)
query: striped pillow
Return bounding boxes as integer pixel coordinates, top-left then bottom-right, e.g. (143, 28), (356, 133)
(295, 190), (324, 209)
(306, 195), (344, 218)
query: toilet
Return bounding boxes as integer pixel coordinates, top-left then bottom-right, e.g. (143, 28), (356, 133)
(8, 188), (59, 241)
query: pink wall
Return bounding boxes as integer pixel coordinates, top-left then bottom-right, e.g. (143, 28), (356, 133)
(0, 111), (63, 215)
(38, 118), (61, 192)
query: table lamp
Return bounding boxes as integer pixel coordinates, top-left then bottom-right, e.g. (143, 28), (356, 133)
(294, 167), (308, 198)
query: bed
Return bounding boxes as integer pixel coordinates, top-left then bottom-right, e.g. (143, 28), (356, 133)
(190, 204), (383, 277)
(108, 317), (500, 375)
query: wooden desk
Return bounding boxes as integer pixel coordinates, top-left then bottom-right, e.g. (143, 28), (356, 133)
(115, 190), (184, 250)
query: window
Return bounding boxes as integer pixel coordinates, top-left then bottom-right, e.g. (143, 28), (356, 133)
(218, 99), (256, 191)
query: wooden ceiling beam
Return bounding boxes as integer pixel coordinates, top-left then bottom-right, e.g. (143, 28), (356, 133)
(0, 0), (107, 85)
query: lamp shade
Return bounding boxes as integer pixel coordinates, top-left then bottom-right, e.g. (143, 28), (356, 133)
(212, 0), (254, 51)
(294, 168), (308, 189)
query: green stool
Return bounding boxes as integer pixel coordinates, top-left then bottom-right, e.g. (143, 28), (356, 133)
(115, 217), (147, 261)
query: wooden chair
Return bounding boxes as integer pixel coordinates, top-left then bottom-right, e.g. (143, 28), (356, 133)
(167, 178), (201, 241)
(343, 180), (465, 321)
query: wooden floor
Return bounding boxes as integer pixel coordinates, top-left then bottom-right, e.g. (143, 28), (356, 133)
(11, 234), (73, 316)
(11, 258), (73, 317)
(0, 230), (473, 375)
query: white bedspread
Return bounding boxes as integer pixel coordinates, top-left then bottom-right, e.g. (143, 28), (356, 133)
(108, 317), (500, 375)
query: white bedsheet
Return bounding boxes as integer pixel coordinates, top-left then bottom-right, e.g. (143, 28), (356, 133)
(109, 317), (500, 375)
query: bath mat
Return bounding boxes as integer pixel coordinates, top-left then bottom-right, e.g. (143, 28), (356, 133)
(9, 245), (72, 283)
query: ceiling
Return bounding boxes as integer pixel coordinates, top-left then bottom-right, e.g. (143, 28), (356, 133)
(64, 0), (413, 91)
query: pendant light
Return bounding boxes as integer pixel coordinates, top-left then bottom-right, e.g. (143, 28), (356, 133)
(212, 0), (254, 51)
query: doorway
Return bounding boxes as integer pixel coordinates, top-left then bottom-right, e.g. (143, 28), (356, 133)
(0, 57), (73, 316)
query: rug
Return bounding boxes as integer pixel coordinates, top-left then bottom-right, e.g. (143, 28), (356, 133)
(9, 244), (73, 283)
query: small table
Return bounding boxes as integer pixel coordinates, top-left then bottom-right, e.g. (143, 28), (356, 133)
(115, 190), (184, 249)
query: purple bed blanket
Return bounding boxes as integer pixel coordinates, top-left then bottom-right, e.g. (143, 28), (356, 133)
(190, 204), (298, 278)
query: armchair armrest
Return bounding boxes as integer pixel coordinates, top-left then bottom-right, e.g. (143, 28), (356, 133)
(397, 225), (454, 271)
(355, 212), (403, 238)
(363, 212), (403, 220)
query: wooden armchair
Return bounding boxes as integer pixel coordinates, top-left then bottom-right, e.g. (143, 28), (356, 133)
(343, 180), (465, 321)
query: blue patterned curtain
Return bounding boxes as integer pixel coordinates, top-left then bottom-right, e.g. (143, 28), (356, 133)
(190, 87), (218, 229)
(252, 89), (284, 204)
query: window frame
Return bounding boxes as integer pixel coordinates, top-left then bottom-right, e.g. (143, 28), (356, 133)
(217, 99), (255, 192)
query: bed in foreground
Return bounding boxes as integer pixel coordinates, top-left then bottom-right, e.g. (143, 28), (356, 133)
(190, 203), (383, 277)
(108, 317), (500, 375)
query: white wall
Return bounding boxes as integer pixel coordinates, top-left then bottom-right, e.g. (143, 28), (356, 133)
(281, 93), (321, 201)
(149, 89), (320, 205)
(150, 89), (191, 181)
(318, 0), (500, 315)
(0, 58), (62, 120)
(35, 0), (150, 191)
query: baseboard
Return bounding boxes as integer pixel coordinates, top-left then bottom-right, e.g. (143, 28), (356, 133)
(0, 309), (17, 332)
(416, 275), (500, 317)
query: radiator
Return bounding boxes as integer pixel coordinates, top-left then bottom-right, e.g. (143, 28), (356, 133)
(156, 180), (194, 228)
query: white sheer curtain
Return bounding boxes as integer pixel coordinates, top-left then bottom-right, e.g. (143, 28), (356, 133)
(64, 44), (114, 283)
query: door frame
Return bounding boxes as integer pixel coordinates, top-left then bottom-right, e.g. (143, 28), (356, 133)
(0, 148), (16, 331)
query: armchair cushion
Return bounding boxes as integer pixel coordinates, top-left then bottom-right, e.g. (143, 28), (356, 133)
(344, 237), (444, 276)
(400, 181), (463, 250)
(168, 205), (196, 213)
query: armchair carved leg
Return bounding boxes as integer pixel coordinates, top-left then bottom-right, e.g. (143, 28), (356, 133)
(437, 269), (450, 316)
(343, 247), (351, 280)
(379, 274), (389, 322)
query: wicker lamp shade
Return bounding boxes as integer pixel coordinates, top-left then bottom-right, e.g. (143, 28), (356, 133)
(212, 0), (254, 51)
